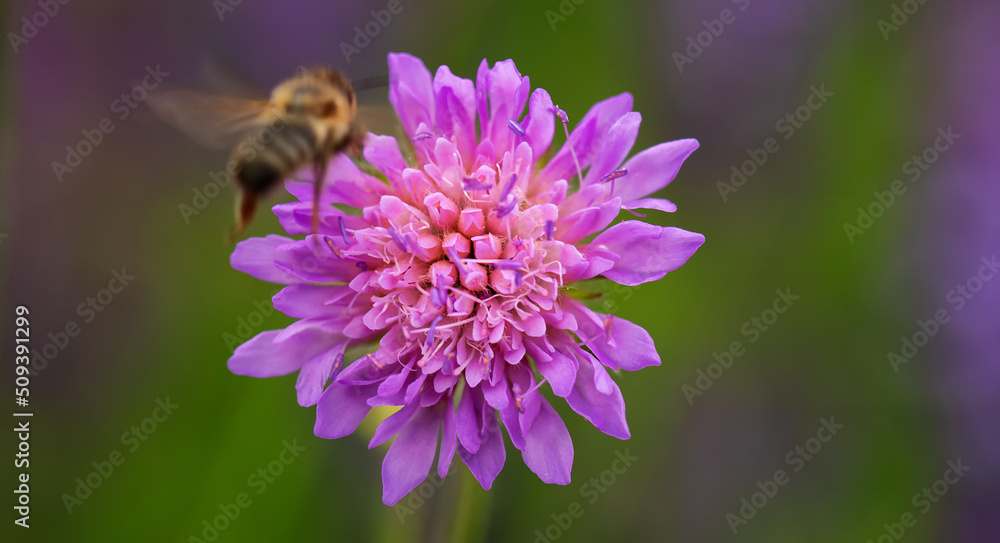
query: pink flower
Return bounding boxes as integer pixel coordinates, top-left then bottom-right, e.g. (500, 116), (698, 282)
(228, 53), (704, 505)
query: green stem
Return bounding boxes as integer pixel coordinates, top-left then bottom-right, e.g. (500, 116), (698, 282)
(447, 465), (491, 543)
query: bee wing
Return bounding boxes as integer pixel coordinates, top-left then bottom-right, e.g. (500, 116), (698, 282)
(148, 90), (272, 150)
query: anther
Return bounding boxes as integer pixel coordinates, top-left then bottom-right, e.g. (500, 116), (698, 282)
(425, 315), (443, 348)
(496, 196), (517, 218)
(499, 173), (518, 202)
(600, 168), (627, 195)
(387, 227), (409, 252)
(462, 176), (491, 192)
(324, 237), (345, 259)
(553, 107), (569, 124)
(338, 216), (350, 245)
(507, 119), (526, 137)
(491, 259), (524, 271)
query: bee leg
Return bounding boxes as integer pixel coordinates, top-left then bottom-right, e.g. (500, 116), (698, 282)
(228, 190), (257, 244)
(311, 160), (328, 234)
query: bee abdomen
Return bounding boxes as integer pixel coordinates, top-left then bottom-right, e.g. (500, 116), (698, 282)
(235, 122), (319, 192)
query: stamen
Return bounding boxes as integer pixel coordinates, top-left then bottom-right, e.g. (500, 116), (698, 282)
(425, 315), (443, 348)
(507, 119), (526, 137)
(552, 106), (584, 186)
(499, 173), (518, 202)
(496, 196), (517, 218)
(514, 270), (524, 288)
(443, 351), (457, 374)
(413, 132), (433, 141)
(356, 262), (368, 271)
(445, 285), (492, 305)
(603, 315), (615, 342)
(544, 220), (555, 241)
(387, 227), (409, 252)
(512, 378), (548, 413)
(600, 169), (628, 184)
(600, 168), (627, 195)
(553, 107), (569, 124)
(446, 247), (468, 275)
(462, 176), (491, 192)
(512, 236), (525, 250)
(338, 216), (350, 245)
(323, 237), (345, 259)
(490, 259), (524, 271)
(412, 315), (475, 334)
(430, 286), (443, 307)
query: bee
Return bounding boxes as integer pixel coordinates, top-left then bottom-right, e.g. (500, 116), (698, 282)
(150, 67), (377, 241)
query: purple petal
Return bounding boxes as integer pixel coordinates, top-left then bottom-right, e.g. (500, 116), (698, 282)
(533, 344), (579, 398)
(521, 398), (573, 485)
(583, 112), (642, 186)
(433, 65), (477, 162)
(271, 201), (360, 236)
(321, 154), (388, 208)
(273, 284), (352, 319)
(456, 386), (482, 454)
(369, 401), (419, 448)
(434, 65), (476, 115)
(363, 134), (409, 192)
(438, 402), (458, 478)
(474, 58), (489, 138)
(228, 319), (335, 377)
(314, 382), (375, 439)
(460, 412), (506, 490)
(562, 246), (617, 283)
(295, 340), (347, 407)
(624, 198), (677, 214)
(503, 362), (541, 436)
(555, 197), (622, 244)
(381, 407), (441, 505)
(539, 93), (633, 183)
(615, 139), (699, 203)
(498, 397), (525, 450)
(565, 300), (661, 372)
(272, 235), (360, 283)
(589, 221), (705, 286)
(521, 88), (555, 159)
(565, 350), (630, 439)
(484, 60), (528, 148)
(230, 235), (302, 284)
(388, 53), (435, 139)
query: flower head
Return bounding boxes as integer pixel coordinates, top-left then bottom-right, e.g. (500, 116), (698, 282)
(228, 53), (704, 505)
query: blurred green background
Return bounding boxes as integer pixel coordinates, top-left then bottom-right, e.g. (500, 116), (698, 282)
(3, 0), (998, 542)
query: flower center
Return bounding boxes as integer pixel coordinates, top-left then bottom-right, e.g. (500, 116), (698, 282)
(369, 168), (563, 373)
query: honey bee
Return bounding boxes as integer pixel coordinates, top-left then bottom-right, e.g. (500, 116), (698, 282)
(150, 67), (378, 240)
